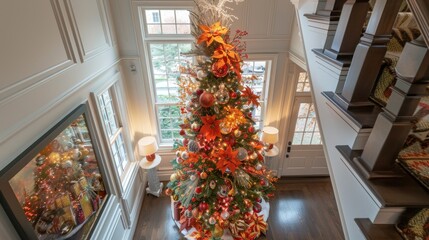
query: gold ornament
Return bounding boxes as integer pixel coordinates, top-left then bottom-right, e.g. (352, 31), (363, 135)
(219, 122), (232, 135)
(234, 129), (242, 137)
(170, 173), (178, 182)
(213, 224), (224, 238)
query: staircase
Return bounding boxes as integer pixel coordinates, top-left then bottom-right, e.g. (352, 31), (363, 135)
(295, 0), (429, 239)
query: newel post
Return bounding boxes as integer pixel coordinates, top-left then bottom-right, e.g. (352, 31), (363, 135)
(354, 37), (429, 178)
(337, 0), (403, 109)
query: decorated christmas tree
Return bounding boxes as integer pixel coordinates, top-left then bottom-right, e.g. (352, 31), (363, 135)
(165, 0), (277, 239)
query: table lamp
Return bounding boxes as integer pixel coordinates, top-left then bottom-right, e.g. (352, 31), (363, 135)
(261, 126), (279, 157)
(138, 136), (158, 161)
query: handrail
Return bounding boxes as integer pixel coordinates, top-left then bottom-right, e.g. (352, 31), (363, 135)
(406, 0), (429, 47)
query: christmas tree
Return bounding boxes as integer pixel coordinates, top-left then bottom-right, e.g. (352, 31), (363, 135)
(165, 0), (277, 239)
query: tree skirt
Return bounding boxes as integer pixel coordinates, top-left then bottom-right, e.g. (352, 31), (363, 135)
(171, 198), (270, 239)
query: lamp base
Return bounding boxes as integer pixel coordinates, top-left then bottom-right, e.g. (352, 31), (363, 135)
(264, 145), (279, 157)
(147, 182), (163, 197)
(146, 153), (156, 161)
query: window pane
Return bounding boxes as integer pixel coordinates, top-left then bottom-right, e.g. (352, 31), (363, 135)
(161, 130), (173, 140)
(296, 83), (304, 92)
(144, 9), (190, 35)
(302, 133), (313, 145)
(150, 43), (192, 104)
(177, 24), (191, 34)
(98, 90), (119, 138)
(147, 24), (162, 34)
(162, 24), (176, 34)
(176, 10), (190, 23)
(145, 10), (160, 24)
(295, 118), (306, 131)
(303, 82), (311, 92)
(170, 106), (180, 117)
(308, 104), (316, 117)
(312, 132), (321, 144)
(296, 72), (311, 92)
(292, 103), (322, 145)
(157, 105), (181, 142)
(305, 118), (316, 131)
(241, 60), (269, 130)
(292, 132), (303, 145)
(161, 10), (175, 23)
(298, 103), (310, 117)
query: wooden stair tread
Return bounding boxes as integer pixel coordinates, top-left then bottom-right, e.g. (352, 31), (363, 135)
(355, 218), (402, 240)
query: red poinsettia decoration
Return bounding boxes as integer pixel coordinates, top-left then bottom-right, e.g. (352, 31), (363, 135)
(197, 22), (228, 46)
(200, 115), (222, 141)
(241, 86), (260, 107)
(214, 146), (241, 174)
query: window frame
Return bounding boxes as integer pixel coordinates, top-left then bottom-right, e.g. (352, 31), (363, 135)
(136, 3), (194, 147)
(90, 77), (134, 188)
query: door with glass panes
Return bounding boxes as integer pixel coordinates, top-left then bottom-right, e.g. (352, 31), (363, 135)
(281, 70), (328, 176)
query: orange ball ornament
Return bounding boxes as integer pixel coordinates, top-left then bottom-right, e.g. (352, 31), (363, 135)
(200, 171), (208, 179)
(199, 91), (215, 108)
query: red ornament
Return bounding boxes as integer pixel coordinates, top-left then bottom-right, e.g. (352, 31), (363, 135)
(248, 126), (255, 133)
(199, 91), (215, 108)
(165, 188), (173, 196)
(195, 186), (202, 194)
(212, 62), (229, 78)
(196, 89), (204, 96)
(230, 91), (237, 99)
(183, 138), (189, 146)
(180, 129), (186, 136)
(253, 203), (262, 213)
(199, 202), (209, 211)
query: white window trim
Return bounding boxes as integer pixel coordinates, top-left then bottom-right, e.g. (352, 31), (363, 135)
(90, 74), (135, 189)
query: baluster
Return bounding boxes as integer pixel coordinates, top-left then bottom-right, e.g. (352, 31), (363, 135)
(337, 0), (403, 110)
(323, 0), (370, 60)
(354, 36), (429, 178)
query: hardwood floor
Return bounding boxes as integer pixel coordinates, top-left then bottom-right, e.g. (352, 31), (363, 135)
(133, 177), (345, 240)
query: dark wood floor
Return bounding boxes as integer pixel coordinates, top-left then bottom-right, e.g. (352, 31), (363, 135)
(133, 177), (345, 240)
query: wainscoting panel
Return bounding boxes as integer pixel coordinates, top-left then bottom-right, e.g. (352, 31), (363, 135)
(66, 0), (112, 62)
(0, 0), (75, 103)
(246, 0), (273, 37)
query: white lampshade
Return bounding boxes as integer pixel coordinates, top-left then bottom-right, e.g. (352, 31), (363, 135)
(138, 136), (158, 156)
(261, 126), (279, 144)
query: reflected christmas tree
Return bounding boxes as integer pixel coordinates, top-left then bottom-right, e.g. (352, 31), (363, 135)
(165, 0), (277, 239)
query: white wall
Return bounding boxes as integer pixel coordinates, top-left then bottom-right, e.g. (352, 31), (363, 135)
(0, 0), (144, 239)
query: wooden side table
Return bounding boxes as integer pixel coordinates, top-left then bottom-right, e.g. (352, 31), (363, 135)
(139, 154), (163, 197)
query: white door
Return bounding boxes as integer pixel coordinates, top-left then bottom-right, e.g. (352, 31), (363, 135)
(281, 69), (328, 176)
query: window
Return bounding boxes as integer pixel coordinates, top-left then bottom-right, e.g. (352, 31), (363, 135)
(94, 85), (131, 182)
(242, 60), (270, 130)
(139, 7), (193, 144)
(296, 72), (311, 92)
(144, 9), (191, 35)
(292, 103), (322, 145)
